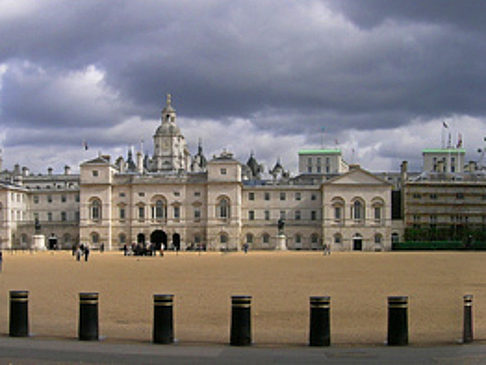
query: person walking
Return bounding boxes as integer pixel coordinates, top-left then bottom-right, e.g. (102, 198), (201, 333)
(76, 245), (81, 261)
(0, 251), (3, 272)
(84, 242), (90, 262)
(243, 243), (249, 254)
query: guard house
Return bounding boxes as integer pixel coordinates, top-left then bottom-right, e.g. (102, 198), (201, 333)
(298, 149), (349, 175)
(422, 148), (466, 174)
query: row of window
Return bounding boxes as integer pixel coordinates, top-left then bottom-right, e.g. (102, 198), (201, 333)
(34, 211), (79, 222)
(332, 200), (383, 222)
(248, 210), (318, 221)
(33, 194), (80, 204)
(245, 232), (320, 245)
(333, 233), (384, 245)
(411, 192), (486, 200)
(247, 191), (318, 201)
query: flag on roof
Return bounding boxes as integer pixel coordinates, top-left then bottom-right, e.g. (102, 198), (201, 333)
(83, 140), (88, 150)
(443, 121), (448, 128)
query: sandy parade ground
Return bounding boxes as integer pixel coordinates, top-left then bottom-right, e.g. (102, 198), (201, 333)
(1, 250), (486, 346)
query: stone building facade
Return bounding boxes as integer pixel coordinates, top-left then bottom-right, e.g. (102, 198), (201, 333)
(0, 95), (484, 251)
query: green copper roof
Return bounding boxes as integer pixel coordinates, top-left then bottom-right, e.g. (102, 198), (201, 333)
(422, 148), (466, 153)
(298, 149), (341, 155)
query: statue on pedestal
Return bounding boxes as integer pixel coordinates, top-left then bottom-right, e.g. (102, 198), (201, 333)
(277, 218), (285, 235)
(34, 218), (41, 234)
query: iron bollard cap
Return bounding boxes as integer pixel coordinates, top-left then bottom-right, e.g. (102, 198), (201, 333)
(154, 294), (174, 306)
(79, 292), (99, 299)
(464, 294), (473, 306)
(310, 296), (331, 308)
(10, 290), (28, 302)
(231, 295), (252, 307)
(388, 296), (408, 308)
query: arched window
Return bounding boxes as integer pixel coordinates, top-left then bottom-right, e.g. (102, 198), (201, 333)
(352, 199), (364, 221)
(391, 232), (399, 244)
(90, 199), (102, 221)
(334, 233), (342, 244)
(374, 234), (382, 244)
(63, 233), (71, 244)
(220, 233), (228, 244)
(246, 233), (253, 244)
(262, 233), (270, 245)
(332, 198), (345, 223)
(372, 198), (384, 224)
(155, 200), (165, 219)
(91, 232), (99, 244)
(119, 233), (126, 244)
(217, 197), (230, 219)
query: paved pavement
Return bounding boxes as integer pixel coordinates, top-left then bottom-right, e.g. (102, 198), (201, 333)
(1, 337), (486, 364)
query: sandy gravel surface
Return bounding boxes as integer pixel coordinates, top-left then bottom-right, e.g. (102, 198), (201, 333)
(0, 250), (484, 345)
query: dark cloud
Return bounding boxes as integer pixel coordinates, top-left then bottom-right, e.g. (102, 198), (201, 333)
(0, 1), (485, 172)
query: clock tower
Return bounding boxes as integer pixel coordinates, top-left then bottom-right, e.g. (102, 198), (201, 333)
(152, 94), (190, 172)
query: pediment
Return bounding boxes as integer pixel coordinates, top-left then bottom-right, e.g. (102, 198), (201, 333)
(326, 168), (389, 185)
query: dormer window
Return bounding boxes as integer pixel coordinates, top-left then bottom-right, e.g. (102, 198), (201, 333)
(220, 168), (227, 175)
(92, 170), (99, 177)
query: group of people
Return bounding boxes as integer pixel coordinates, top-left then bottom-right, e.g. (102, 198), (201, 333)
(72, 243), (91, 262)
(123, 242), (165, 257)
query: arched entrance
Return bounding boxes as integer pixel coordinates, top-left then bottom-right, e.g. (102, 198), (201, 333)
(137, 233), (145, 245)
(48, 233), (58, 250)
(173, 233), (181, 251)
(151, 230), (167, 250)
(353, 234), (363, 251)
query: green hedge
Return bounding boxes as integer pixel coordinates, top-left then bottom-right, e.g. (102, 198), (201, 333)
(392, 241), (486, 250)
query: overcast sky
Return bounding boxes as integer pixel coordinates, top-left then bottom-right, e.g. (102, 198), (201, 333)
(1, 0), (485, 175)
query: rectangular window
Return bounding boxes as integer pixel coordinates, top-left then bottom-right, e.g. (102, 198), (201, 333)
(47, 195), (52, 203)
(374, 207), (381, 221)
(295, 192), (301, 201)
(194, 191), (201, 197)
(138, 206), (145, 219)
(220, 168), (227, 175)
(174, 192), (180, 197)
(430, 193), (437, 200)
(334, 207), (341, 220)
(120, 207), (125, 220)
(92, 170), (99, 177)
(174, 206), (180, 219)
(264, 192), (270, 201)
(249, 210), (255, 220)
(48, 212), (52, 221)
(194, 208), (201, 220)
(311, 210), (317, 221)
(75, 194), (80, 202)
(316, 166), (321, 173)
(61, 195), (66, 202)
(295, 210), (301, 220)
(456, 192), (464, 199)
(61, 211), (66, 221)
(34, 196), (39, 204)
(119, 192), (126, 197)
(249, 192), (255, 201)
(280, 210), (286, 220)
(307, 166), (312, 173)
(311, 193), (317, 201)
(75, 211), (80, 221)
(280, 192), (286, 201)
(412, 193), (421, 199)
(138, 192), (145, 197)
(264, 210), (270, 221)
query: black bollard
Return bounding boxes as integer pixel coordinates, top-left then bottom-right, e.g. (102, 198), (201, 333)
(9, 290), (29, 337)
(309, 296), (331, 346)
(153, 294), (174, 344)
(78, 292), (99, 341)
(230, 295), (252, 346)
(387, 296), (408, 346)
(463, 294), (473, 343)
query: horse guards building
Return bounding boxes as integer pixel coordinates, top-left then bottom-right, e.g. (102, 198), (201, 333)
(1, 95), (485, 252)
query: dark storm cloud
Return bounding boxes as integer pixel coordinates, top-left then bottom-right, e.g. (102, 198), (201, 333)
(0, 0), (485, 172)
